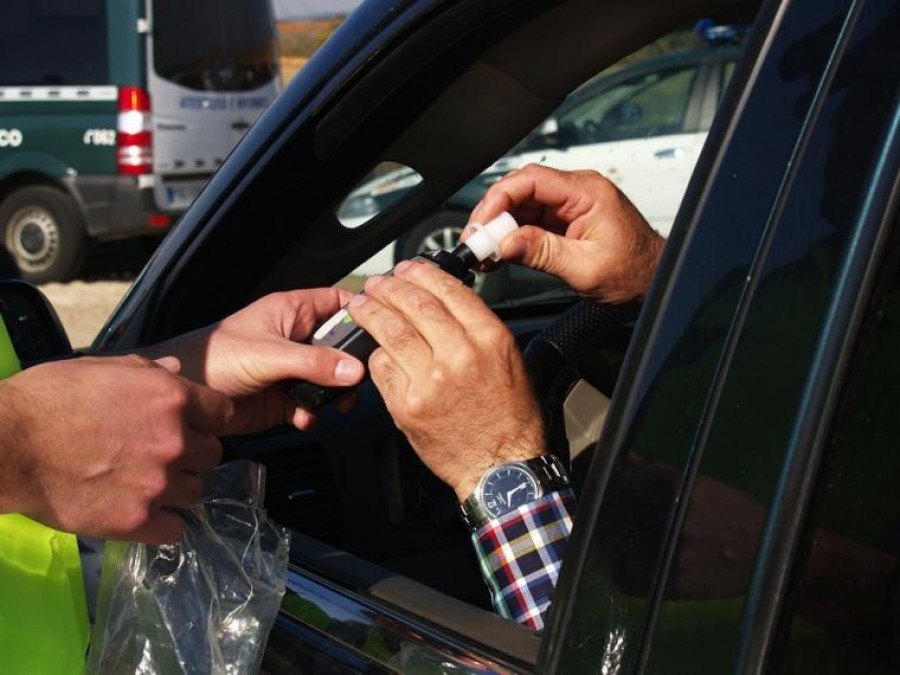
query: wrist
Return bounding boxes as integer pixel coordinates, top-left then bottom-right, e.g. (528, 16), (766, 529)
(453, 446), (546, 502)
(140, 326), (211, 385)
(459, 454), (570, 530)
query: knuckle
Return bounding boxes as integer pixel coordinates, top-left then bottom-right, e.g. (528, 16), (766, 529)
(428, 362), (449, 386)
(368, 348), (391, 373)
(121, 502), (152, 534)
(156, 434), (188, 463)
(520, 162), (545, 177)
(143, 470), (169, 500)
(411, 294), (448, 324)
(533, 232), (562, 270)
(435, 273), (467, 297)
(159, 381), (190, 411)
(383, 320), (419, 351)
(405, 390), (428, 418)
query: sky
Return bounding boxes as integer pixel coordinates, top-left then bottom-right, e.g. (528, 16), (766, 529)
(272, 0), (363, 19)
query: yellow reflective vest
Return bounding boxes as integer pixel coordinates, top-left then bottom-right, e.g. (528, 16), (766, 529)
(0, 315), (89, 674)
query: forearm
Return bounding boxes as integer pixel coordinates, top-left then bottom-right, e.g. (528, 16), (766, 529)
(0, 378), (36, 515)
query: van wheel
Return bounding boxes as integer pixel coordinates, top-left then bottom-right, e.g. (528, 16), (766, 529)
(398, 211), (508, 303)
(0, 186), (88, 283)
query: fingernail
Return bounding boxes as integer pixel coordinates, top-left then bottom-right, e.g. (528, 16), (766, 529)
(335, 359), (363, 383)
(349, 294), (367, 307)
(154, 356), (181, 373)
(394, 260), (412, 274)
(503, 236), (527, 259)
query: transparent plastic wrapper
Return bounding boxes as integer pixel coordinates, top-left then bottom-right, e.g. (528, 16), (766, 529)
(86, 461), (290, 675)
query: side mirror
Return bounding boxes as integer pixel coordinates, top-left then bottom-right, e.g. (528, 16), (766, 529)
(0, 280), (72, 368)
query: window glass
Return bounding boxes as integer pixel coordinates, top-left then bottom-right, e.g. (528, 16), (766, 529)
(0, 0), (108, 86)
(336, 162), (424, 230)
(777, 234), (900, 673)
(343, 58), (722, 306)
(153, 0), (276, 91)
(557, 67), (698, 145)
(721, 61), (737, 98)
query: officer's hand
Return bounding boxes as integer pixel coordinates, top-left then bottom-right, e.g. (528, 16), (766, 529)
(467, 164), (665, 303)
(349, 261), (545, 501)
(146, 288), (365, 433)
(2, 355), (232, 543)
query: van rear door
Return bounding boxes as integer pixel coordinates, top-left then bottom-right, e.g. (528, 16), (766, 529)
(146, 0), (279, 212)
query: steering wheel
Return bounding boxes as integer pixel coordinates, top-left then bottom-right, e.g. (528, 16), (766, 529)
(524, 300), (641, 487)
(580, 119), (602, 142)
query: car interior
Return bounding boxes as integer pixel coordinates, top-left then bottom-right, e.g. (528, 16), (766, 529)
(97, 0), (761, 662)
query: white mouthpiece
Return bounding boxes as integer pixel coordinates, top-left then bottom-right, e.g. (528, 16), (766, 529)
(465, 212), (519, 262)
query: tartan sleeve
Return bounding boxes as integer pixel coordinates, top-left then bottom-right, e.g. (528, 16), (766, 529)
(472, 489), (576, 631)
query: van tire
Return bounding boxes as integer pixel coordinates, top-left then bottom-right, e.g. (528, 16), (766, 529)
(398, 210), (508, 303)
(0, 186), (88, 283)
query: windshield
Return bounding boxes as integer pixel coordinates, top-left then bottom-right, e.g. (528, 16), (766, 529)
(152, 0), (276, 92)
(0, 0), (108, 86)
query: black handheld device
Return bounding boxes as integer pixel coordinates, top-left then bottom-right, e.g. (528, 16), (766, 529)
(286, 213), (519, 410)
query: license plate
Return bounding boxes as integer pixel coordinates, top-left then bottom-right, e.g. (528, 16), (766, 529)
(161, 180), (206, 210)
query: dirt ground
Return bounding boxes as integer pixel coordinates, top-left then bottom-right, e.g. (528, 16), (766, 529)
(39, 280), (131, 349)
(38, 236), (366, 350)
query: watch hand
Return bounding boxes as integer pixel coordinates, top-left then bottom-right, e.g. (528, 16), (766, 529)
(506, 484), (527, 504)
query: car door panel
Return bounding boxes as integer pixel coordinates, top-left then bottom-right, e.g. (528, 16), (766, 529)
(541, 0), (860, 671)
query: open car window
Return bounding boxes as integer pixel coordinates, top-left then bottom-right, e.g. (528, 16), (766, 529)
(341, 40), (741, 308)
(245, 30), (752, 671)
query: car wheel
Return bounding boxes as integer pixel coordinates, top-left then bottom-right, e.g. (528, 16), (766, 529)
(0, 186), (88, 284)
(398, 211), (508, 302)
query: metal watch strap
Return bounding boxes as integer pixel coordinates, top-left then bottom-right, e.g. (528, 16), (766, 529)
(460, 454), (570, 531)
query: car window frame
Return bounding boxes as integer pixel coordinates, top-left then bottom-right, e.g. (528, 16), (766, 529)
(538, 0), (883, 671)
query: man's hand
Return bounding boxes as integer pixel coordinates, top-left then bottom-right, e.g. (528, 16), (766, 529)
(145, 288), (365, 434)
(348, 261), (545, 501)
(467, 164), (665, 303)
(0, 355), (232, 544)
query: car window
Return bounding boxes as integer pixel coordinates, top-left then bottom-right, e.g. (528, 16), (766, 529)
(558, 66), (699, 144)
(776, 235), (900, 673)
(152, 0), (277, 92)
(341, 49), (731, 306)
(721, 60), (737, 98)
(0, 0), (108, 86)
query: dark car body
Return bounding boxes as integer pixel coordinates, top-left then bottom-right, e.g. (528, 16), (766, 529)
(92, 0), (900, 671)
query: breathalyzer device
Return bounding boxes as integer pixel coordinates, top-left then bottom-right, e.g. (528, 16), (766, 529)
(287, 212), (519, 410)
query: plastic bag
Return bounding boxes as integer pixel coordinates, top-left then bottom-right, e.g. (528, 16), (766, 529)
(86, 461), (290, 675)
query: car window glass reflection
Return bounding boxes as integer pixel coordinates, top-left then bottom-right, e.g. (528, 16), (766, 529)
(336, 161), (423, 230)
(777, 236), (900, 673)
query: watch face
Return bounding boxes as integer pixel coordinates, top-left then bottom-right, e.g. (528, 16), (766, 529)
(480, 465), (539, 518)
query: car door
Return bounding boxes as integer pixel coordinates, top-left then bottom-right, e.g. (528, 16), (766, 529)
(542, 0), (900, 672)
(92, 0), (774, 671)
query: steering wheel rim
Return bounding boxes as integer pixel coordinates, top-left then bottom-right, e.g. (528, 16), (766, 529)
(524, 299), (642, 481)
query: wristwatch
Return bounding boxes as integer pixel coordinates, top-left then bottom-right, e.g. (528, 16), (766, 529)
(460, 454), (570, 530)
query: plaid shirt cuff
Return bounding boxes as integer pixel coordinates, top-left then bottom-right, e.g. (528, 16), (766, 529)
(472, 489), (576, 631)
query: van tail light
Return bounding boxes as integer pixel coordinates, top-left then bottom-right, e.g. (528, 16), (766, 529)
(117, 86), (153, 176)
